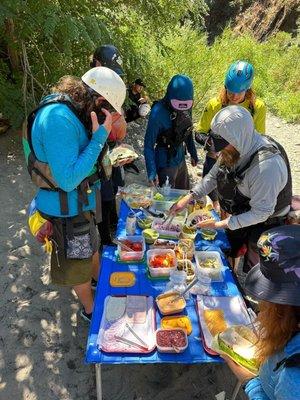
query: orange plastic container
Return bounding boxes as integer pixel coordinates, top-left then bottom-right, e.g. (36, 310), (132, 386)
(109, 272), (136, 287)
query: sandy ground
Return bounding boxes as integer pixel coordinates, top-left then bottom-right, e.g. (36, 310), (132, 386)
(0, 113), (299, 400)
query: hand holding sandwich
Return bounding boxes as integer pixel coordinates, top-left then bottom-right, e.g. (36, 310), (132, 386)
(221, 355), (255, 383)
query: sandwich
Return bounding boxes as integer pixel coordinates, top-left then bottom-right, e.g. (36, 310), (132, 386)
(214, 325), (259, 374)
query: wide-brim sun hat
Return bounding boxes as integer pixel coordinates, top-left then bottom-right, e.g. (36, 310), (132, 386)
(245, 225), (300, 307)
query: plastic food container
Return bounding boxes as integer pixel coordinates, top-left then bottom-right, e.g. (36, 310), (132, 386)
(152, 188), (188, 212)
(142, 228), (159, 244)
(117, 236), (145, 262)
(149, 239), (177, 250)
(152, 218), (182, 239)
(186, 209), (214, 229)
(161, 315), (192, 335)
(201, 228), (217, 241)
(156, 291), (186, 315)
(137, 217), (153, 230)
(195, 251), (223, 281)
(147, 249), (177, 278)
(181, 225), (197, 240)
(176, 238), (195, 260)
(109, 272), (136, 287)
(156, 328), (188, 353)
(177, 259), (195, 282)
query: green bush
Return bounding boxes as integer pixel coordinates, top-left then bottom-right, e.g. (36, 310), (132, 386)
(136, 28), (300, 123)
(0, 1), (299, 127)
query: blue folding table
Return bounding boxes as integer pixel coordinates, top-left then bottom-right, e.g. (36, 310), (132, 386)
(86, 201), (242, 399)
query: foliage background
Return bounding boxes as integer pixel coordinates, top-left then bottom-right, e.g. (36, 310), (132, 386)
(0, 0), (299, 129)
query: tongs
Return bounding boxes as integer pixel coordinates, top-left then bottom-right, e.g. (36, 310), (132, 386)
(114, 335), (148, 352)
(161, 213), (175, 229)
(123, 200), (144, 223)
(112, 239), (133, 252)
(125, 323), (148, 349)
(140, 206), (165, 219)
(169, 277), (199, 304)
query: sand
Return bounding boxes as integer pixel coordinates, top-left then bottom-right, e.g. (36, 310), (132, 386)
(0, 113), (299, 400)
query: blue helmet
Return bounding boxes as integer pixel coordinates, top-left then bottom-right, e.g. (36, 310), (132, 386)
(225, 61), (254, 93)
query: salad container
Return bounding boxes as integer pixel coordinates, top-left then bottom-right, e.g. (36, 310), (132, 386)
(195, 251), (223, 281)
(147, 248), (177, 277)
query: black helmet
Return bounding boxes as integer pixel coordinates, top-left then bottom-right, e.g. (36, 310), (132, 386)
(91, 44), (124, 76)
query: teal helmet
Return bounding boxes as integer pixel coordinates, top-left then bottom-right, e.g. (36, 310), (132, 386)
(225, 61), (254, 93)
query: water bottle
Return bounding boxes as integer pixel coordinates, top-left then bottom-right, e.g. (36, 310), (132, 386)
(126, 212), (136, 235)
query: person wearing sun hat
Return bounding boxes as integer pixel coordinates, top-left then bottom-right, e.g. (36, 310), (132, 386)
(223, 224), (300, 399)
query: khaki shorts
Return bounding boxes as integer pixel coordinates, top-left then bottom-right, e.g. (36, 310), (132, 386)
(44, 212), (99, 286)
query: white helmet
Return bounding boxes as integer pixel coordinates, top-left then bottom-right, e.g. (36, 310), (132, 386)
(81, 66), (126, 114)
(138, 103), (151, 117)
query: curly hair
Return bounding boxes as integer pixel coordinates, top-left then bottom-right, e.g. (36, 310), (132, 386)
(51, 76), (90, 107)
(219, 87), (256, 109)
(256, 301), (300, 364)
(51, 75), (100, 131)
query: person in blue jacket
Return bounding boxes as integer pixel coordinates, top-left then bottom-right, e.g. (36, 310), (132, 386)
(144, 74), (198, 189)
(27, 67), (126, 322)
(223, 224), (300, 399)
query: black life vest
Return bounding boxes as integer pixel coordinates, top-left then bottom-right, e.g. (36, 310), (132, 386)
(155, 100), (193, 162)
(22, 94), (110, 217)
(216, 136), (292, 216)
(274, 353), (300, 371)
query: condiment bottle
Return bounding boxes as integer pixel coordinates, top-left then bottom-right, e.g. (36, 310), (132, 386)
(162, 176), (171, 196)
(126, 212), (136, 236)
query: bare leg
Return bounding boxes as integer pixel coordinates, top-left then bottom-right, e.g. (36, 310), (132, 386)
(73, 281), (94, 314)
(92, 251), (100, 281)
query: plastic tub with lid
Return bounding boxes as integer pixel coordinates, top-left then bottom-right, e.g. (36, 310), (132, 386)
(156, 328), (188, 353)
(117, 235), (145, 262)
(156, 291), (186, 315)
(152, 188), (188, 212)
(147, 249), (177, 277)
(195, 250), (223, 281)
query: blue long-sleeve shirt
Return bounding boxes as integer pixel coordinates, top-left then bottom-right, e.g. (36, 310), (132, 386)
(31, 97), (108, 217)
(144, 101), (198, 180)
(244, 333), (300, 399)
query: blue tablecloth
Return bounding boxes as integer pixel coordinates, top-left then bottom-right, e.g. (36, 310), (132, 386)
(85, 201), (239, 365)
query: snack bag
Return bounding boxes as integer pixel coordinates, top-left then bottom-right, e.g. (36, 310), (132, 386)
(28, 198), (53, 253)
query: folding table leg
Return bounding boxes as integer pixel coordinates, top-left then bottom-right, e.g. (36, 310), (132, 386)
(230, 380), (242, 400)
(95, 364), (102, 400)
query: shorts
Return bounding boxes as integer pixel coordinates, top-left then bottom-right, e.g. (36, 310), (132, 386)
(44, 212), (100, 286)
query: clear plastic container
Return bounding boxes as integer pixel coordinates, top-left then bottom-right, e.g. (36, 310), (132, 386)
(147, 249), (177, 277)
(166, 269), (187, 297)
(151, 218), (182, 239)
(156, 291), (186, 315)
(186, 209), (214, 228)
(117, 235), (145, 262)
(195, 251), (223, 281)
(190, 269), (211, 295)
(156, 328), (188, 353)
(152, 188), (188, 212)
